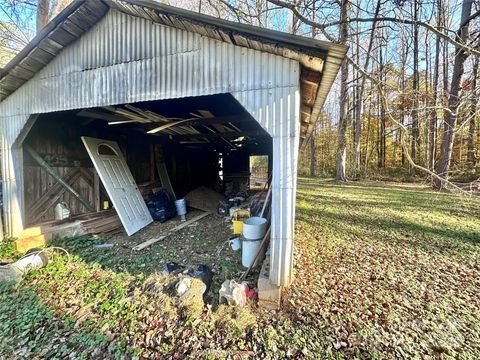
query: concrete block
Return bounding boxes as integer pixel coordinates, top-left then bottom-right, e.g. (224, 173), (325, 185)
(258, 255), (282, 309)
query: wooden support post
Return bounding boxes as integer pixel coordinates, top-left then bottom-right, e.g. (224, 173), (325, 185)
(149, 144), (156, 182)
(25, 145), (95, 212)
(154, 144), (176, 199)
(93, 170), (100, 212)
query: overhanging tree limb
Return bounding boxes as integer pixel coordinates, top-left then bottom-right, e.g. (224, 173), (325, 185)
(267, 0), (480, 57)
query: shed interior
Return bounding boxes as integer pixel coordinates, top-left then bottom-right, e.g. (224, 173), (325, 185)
(22, 93), (272, 226)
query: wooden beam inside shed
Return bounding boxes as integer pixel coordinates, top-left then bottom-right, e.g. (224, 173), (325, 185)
(172, 130), (267, 140)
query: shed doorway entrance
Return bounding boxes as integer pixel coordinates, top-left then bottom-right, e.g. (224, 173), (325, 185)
(21, 93), (272, 232)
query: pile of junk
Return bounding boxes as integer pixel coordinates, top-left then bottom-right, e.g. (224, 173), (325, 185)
(149, 177), (272, 308)
(215, 180), (272, 307)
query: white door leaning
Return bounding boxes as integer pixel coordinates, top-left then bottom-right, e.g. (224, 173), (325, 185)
(81, 136), (153, 236)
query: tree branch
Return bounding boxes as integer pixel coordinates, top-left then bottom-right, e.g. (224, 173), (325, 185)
(267, 0), (480, 57)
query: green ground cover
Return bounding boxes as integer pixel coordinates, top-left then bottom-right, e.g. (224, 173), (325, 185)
(0, 178), (479, 358)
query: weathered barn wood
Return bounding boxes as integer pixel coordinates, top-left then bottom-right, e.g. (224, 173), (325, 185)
(0, 0), (346, 287)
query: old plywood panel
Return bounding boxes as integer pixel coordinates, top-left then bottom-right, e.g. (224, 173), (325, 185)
(81, 137), (152, 236)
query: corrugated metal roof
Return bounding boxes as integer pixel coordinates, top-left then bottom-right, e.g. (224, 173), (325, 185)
(0, 0), (347, 145)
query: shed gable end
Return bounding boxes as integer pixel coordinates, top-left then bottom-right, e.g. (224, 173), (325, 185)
(0, 9), (299, 121)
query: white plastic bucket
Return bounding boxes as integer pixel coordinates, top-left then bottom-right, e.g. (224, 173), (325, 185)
(175, 199), (187, 215)
(242, 217), (267, 240)
(175, 199), (187, 221)
(242, 237), (262, 267)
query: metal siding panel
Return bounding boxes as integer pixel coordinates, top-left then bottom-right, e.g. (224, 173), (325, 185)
(0, 10), (302, 284)
(231, 84), (300, 287)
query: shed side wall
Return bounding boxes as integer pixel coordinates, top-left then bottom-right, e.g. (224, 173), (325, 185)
(0, 9), (300, 286)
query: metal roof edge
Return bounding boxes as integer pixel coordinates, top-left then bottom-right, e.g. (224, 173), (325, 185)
(0, 0), (85, 80)
(113, 0), (345, 57)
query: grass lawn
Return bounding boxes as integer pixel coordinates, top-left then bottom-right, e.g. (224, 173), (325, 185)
(0, 177), (479, 358)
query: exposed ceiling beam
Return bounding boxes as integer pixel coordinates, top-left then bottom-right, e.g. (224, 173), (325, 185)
(171, 130), (268, 140)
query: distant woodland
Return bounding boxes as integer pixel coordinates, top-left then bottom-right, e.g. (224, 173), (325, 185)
(1, 0), (479, 187)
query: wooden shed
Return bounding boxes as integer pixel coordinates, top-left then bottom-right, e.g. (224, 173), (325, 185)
(0, 0), (346, 289)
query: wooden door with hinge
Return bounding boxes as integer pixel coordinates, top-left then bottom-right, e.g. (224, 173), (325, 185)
(81, 136), (153, 235)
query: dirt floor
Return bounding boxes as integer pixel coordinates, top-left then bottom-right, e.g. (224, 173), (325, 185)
(56, 209), (251, 304)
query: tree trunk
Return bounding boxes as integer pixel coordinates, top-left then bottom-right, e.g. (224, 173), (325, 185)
(429, 0), (442, 171)
(36, 0), (51, 33)
(310, 127), (316, 177)
(335, 0), (349, 181)
(410, 0), (420, 175)
(400, 31), (407, 166)
(467, 58), (478, 169)
(353, 0), (381, 176)
(436, 0), (473, 186)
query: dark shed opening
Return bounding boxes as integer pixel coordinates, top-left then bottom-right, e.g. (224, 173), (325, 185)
(23, 93), (272, 225)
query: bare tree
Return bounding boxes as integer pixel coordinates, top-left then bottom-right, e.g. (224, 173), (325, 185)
(436, 0), (474, 186)
(467, 57), (478, 169)
(336, 0), (350, 181)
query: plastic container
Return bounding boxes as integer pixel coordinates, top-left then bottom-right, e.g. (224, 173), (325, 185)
(233, 208), (250, 221)
(229, 236), (241, 251)
(54, 202), (70, 220)
(175, 199), (187, 221)
(242, 217), (267, 239)
(233, 220), (243, 235)
(242, 237), (262, 267)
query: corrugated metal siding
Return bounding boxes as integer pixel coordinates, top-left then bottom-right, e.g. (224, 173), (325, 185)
(0, 10), (298, 117)
(0, 9), (300, 286)
(232, 86), (300, 286)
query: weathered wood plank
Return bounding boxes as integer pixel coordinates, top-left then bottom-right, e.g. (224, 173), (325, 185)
(133, 212), (211, 251)
(26, 145), (94, 213)
(29, 168), (80, 224)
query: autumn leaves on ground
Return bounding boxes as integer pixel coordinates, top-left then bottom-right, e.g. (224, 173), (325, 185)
(1, 178), (479, 358)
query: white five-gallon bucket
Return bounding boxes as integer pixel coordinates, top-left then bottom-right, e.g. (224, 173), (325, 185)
(242, 237), (262, 267)
(241, 217), (267, 267)
(242, 217), (267, 239)
(175, 199), (187, 221)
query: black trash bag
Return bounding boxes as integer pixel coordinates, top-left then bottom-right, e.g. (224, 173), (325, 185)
(146, 188), (176, 222)
(162, 262), (185, 275)
(187, 264), (213, 293)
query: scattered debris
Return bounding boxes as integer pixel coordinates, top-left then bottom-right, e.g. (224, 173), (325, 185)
(137, 180), (162, 201)
(80, 210), (123, 236)
(188, 264), (213, 293)
(162, 262), (185, 275)
(54, 202), (70, 220)
(216, 201), (230, 216)
(176, 276), (207, 319)
(93, 243), (114, 249)
(174, 199), (187, 221)
(133, 212), (211, 251)
(229, 236), (241, 251)
(0, 251), (49, 282)
(176, 276), (206, 297)
(219, 279), (249, 307)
